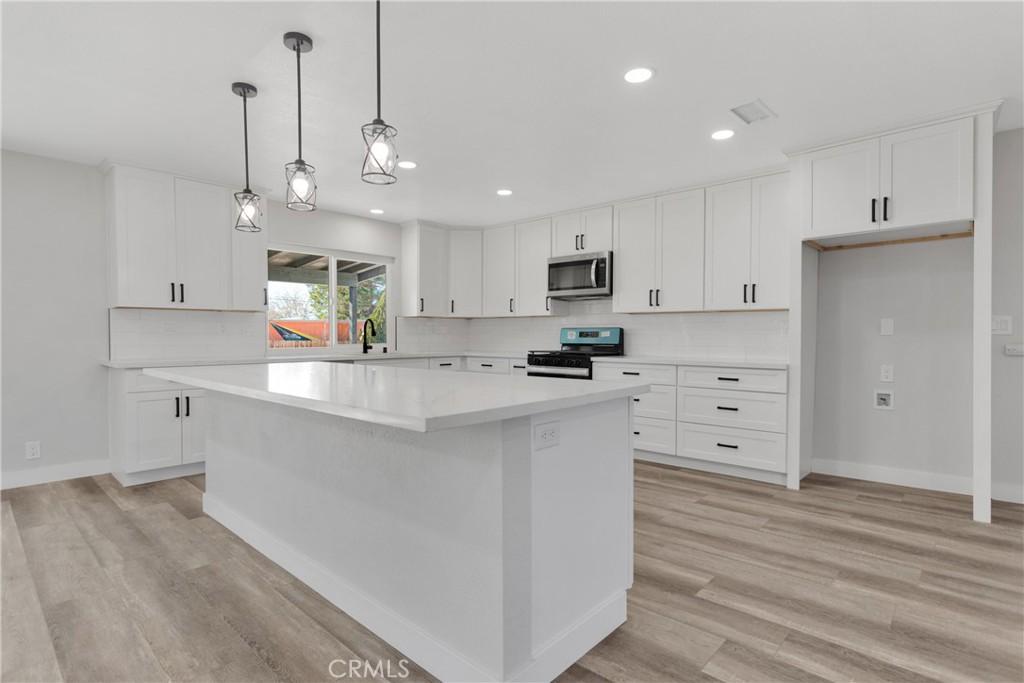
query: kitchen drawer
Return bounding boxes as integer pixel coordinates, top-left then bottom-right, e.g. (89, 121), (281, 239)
(678, 366), (787, 393)
(632, 385), (676, 420)
(466, 357), (510, 374)
(356, 358), (430, 369)
(593, 363), (677, 385)
(429, 357), (463, 371)
(631, 416), (676, 455)
(130, 369), (195, 392)
(677, 422), (786, 473)
(510, 360), (528, 376)
(678, 387), (786, 433)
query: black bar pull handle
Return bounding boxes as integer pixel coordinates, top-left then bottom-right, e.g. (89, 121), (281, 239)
(716, 442), (739, 449)
(509, 298), (514, 313)
(649, 289), (653, 307)
(575, 234), (580, 250)
(622, 371), (640, 376)
(185, 396), (190, 417)
(545, 296), (550, 312)
(481, 363), (493, 368)
(171, 283), (176, 302)
(174, 396), (180, 418)
(883, 196), (889, 221)
(179, 283), (184, 303)
(633, 431), (640, 436)
(451, 299), (454, 314)
(871, 198), (877, 223)
(633, 397), (640, 402)
(717, 376), (740, 382)
(655, 289), (661, 306)
(264, 287), (268, 306)
(751, 283), (756, 304)
(743, 284), (748, 304)
(513, 365), (525, 369)
(419, 297), (424, 312)
(580, 234), (585, 250)
(716, 406), (739, 412)
(439, 362), (452, 367)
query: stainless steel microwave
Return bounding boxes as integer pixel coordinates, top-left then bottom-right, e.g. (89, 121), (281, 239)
(547, 251), (612, 299)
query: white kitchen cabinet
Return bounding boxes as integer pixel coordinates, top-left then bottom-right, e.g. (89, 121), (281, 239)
(800, 118), (974, 238)
(510, 360), (528, 376)
(448, 230), (482, 316)
(632, 417), (676, 456)
(612, 198), (659, 312)
(401, 221), (450, 316)
(122, 387), (207, 474)
(552, 206), (613, 256)
(466, 357), (511, 374)
(515, 218), (556, 316)
(429, 357), (463, 371)
(482, 225), (517, 317)
(879, 117), (974, 229)
(107, 166), (178, 307)
(174, 178), (233, 310)
(355, 357), (430, 369)
(705, 174), (790, 311)
(801, 138), (880, 238)
(657, 189), (705, 311)
(232, 211), (269, 311)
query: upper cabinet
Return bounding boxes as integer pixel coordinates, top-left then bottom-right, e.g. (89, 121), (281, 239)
(448, 230), (482, 317)
(515, 218), (563, 316)
(107, 165), (263, 311)
(612, 198), (659, 312)
(704, 174), (791, 311)
(552, 206), (613, 256)
(800, 118), (973, 239)
(482, 225), (517, 317)
(401, 221), (450, 316)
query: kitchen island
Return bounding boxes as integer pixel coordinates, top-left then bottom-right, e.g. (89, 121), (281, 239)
(144, 362), (649, 683)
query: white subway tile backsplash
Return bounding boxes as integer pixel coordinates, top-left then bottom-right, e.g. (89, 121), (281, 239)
(109, 309), (267, 362)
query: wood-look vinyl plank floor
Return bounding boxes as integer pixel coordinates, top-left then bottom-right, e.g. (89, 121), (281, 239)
(2, 464), (1021, 683)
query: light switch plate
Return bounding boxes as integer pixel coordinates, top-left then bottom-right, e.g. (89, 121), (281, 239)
(880, 318), (894, 336)
(993, 315), (1013, 335)
(880, 364), (894, 382)
(24, 441), (40, 460)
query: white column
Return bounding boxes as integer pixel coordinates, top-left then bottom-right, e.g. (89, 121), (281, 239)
(973, 111), (995, 523)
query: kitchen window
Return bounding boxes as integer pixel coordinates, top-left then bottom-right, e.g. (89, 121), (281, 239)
(267, 248), (388, 350)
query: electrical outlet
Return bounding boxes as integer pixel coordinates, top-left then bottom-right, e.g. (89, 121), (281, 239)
(25, 441), (41, 460)
(992, 315), (1013, 335)
(533, 421), (560, 450)
(874, 390), (894, 410)
(880, 364), (894, 382)
(879, 318), (894, 336)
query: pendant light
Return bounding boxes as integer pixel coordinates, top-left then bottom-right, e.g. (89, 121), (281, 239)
(231, 82), (262, 232)
(284, 31), (317, 211)
(361, 0), (398, 184)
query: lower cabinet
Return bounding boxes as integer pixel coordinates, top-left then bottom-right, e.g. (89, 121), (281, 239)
(429, 357), (463, 371)
(676, 422), (786, 473)
(122, 388), (207, 473)
(465, 357), (511, 374)
(355, 358), (430, 369)
(631, 416), (676, 455)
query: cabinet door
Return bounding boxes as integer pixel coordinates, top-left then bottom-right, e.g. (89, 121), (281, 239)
(482, 225), (517, 317)
(581, 206), (613, 253)
(448, 230), (482, 316)
(750, 173), (791, 310)
(181, 390), (207, 465)
(109, 167), (177, 307)
(880, 118), (974, 229)
(613, 199), (658, 312)
(657, 189), (704, 311)
(125, 390), (182, 472)
(552, 212), (582, 257)
(417, 224), (450, 316)
(515, 218), (553, 316)
(175, 178), (232, 309)
(232, 215), (269, 311)
(802, 138), (880, 238)
(704, 180), (752, 311)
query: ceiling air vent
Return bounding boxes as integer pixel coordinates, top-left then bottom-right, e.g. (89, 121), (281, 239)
(730, 99), (776, 125)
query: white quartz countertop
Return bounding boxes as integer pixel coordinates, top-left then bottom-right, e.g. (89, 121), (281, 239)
(103, 350), (525, 369)
(591, 356), (788, 370)
(143, 362), (650, 432)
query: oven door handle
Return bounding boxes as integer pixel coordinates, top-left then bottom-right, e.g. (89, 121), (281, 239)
(590, 259), (598, 288)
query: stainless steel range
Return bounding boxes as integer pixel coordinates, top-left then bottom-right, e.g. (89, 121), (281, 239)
(527, 327), (624, 380)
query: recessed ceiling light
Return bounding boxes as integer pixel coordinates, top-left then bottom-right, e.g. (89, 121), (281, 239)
(496, 189), (512, 197)
(370, 208), (384, 215)
(711, 129), (735, 141)
(397, 160), (417, 169)
(623, 67), (654, 84)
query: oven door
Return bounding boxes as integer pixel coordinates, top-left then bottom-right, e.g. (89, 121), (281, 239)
(547, 252), (612, 299)
(527, 365), (592, 380)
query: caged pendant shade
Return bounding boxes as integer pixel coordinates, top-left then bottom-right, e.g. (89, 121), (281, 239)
(284, 31), (317, 210)
(361, 0), (398, 184)
(231, 82), (262, 232)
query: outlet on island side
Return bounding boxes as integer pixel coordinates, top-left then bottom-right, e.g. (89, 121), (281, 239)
(874, 390), (894, 410)
(534, 421), (561, 450)
(25, 441), (41, 460)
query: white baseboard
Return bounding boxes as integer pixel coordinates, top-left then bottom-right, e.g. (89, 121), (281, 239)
(811, 459), (1024, 504)
(635, 450), (787, 487)
(1, 458), (110, 490)
(112, 462), (205, 487)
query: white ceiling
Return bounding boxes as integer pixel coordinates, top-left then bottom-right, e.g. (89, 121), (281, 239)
(3, 2), (1021, 226)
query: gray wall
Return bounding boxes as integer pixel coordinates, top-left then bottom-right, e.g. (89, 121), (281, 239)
(2, 151), (110, 485)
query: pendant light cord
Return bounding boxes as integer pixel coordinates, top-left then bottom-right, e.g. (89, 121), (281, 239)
(242, 94), (251, 191)
(295, 45), (303, 159)
(376, 0), (381, 121)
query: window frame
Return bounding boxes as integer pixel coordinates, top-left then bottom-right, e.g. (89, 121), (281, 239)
(266, 242), (393, 356)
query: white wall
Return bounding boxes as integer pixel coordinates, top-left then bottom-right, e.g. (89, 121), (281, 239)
(2, 151), (110, 485)
(992, 128), (1024, 502)
(811, 128), (1024, 503)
